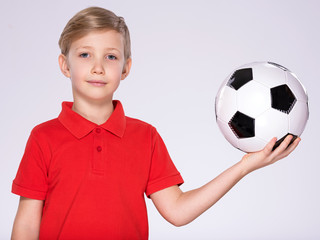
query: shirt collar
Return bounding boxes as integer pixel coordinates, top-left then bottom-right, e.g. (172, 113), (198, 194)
(58, 100), (126, 139)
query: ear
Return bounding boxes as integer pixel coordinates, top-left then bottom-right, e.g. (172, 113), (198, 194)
(58, 54), (71, 78)
(121, 58), (132, 80)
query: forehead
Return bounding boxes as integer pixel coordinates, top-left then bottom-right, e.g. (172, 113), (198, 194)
(70, 30), (124, 52)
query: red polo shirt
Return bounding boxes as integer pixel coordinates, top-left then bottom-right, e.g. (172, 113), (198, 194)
(12, 101), (183, 240)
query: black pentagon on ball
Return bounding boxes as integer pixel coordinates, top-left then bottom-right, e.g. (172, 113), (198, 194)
(228, 111), (255, 139)
(227, 68), (253, 90)
(271, 84), (296, 114)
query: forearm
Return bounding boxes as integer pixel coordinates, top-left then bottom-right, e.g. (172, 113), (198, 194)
(152, 161), (248, 226)
(151, 136), (300, 227)
(174, 161), (247, 225)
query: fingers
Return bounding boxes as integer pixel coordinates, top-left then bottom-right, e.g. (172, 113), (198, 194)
(263, 137), (278, 154)
(271, 135), (292, 158)
(271, 135), (300, 160)
(275, 134), (293, 152)
(277, 137), (300, 159)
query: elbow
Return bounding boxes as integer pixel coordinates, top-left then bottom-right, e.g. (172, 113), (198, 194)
(171, 221), (187, 227)
(165, 214), (192, 227)
(160, 206), (199, 227)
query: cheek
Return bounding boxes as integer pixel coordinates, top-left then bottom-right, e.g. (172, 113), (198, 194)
(69, 62), (88, 79)
(108, 63), (124, 76)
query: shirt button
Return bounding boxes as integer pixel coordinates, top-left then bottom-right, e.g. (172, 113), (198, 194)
(97, 146), (102, 152)
(96, 128), (101, 133)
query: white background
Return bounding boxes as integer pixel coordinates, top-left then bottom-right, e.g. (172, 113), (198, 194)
(1, 0), (319, 239)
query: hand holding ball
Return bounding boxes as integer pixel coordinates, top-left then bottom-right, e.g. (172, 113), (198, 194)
(215, 62), (309, 153)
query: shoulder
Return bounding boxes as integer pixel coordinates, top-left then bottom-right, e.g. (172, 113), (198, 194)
(124, 116), (159, 138)
(21, 118), (62, 160)
(126, 116), (154, 129)
(30, 118), (64, 139)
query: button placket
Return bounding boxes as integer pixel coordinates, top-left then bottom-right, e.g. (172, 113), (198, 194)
(93, 128), (104, 173)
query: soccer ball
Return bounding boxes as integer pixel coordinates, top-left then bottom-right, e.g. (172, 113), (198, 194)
(215, 62), (309, 153)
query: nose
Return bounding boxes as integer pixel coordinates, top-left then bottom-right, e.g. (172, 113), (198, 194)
(91, 59), (105, 75)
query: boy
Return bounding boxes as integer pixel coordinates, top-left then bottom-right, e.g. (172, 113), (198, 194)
(11, 6), (300, 240)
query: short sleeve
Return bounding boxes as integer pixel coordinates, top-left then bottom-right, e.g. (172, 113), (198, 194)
(145, 128), (183, 197)
(12, 130), (49, 200)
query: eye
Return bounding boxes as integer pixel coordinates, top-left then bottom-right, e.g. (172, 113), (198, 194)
(107, 55), (117, 60)
(79, 53), (90, 58)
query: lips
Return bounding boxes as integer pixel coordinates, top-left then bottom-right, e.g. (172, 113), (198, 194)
(87, 80), (106, 87)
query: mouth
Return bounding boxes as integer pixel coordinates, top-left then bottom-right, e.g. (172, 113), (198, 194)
(87, 80), (107, 87)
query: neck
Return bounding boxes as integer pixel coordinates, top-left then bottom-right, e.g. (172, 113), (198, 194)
(72, 99), (114, 125)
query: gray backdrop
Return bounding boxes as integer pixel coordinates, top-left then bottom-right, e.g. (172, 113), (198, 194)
(1, 0), (319, 239)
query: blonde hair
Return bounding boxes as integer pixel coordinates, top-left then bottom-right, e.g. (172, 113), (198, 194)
(59, 7), (131, 59)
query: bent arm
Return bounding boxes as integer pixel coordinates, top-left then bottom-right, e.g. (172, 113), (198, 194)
(150, 161), (245, 226)
(11, 197), (44, 240)
(150, 135), (300, 227)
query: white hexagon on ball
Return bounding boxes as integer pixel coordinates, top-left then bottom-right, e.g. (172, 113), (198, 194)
(251, 62), (287, 88)
(255, 109), (288, 142)
(237, 80), (271, 118)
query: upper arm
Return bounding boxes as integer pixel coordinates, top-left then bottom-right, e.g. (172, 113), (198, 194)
(150, 185), (183, 225)
(11, 197), (44, 239)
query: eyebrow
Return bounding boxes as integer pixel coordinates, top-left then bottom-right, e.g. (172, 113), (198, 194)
(75, 46), (121, 53)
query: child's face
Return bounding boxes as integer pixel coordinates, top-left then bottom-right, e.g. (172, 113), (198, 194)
(59, 30), (131, 104)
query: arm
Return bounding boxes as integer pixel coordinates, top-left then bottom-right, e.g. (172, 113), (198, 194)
(150, 135), (300, 227)
(11, 197), (44, 240)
